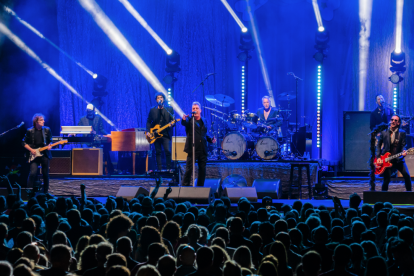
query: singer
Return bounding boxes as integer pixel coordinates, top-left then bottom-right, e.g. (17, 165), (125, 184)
(370, 94), (394, 131)
(146, 92), (174, 171)
(181, 102), (216, 186)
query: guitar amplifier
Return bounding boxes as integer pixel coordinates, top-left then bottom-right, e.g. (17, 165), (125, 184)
(172, 137), (187, 161)
(72, 148), (103, 175)
(49, 150), (72, 175)
(399, 154), (414, 178)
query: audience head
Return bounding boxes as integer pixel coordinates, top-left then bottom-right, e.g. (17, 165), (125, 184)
(195, 247), (213, 270)
(156, 255), (176, 276)
(301, 251), (321, 276)
(333, 245), (352, 268)
(223, 260), (242, 276)
(107, 266), (130, 276)
(105, 253), (127, 272)
(365, 256), (388, 276)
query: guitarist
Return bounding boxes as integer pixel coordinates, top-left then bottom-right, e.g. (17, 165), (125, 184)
(376, 115), (411, 191)
(22, 113), (52, 194)
(146, 92), (174, 171)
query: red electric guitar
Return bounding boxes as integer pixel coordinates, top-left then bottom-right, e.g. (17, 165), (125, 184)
(374, 147), (414, 175)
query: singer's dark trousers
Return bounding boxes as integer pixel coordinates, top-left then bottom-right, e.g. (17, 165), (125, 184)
(27, 155), (50, 193)
(182, 151), (207, 186)
(154, 137), (171, 171)
(382, 161), (411, 191)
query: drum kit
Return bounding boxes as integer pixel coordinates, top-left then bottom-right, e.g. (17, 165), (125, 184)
(204, 93), (299, 161)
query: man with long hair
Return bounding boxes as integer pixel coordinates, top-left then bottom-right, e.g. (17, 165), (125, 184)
(22, 113), (52, 194)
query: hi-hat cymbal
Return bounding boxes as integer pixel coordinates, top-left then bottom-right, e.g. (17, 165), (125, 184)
(278, 91), (296, 101)
(205, 94), (235, 106)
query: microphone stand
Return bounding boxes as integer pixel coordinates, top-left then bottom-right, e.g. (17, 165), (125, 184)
(289, 72), (302, 155)
(192, 113), (195, 187)
(0, 124), (23, 137)
(164, 106), (179, 186)
(192, 74), (214, 111)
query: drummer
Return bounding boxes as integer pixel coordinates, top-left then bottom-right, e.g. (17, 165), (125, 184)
(256, 96), (280, 131)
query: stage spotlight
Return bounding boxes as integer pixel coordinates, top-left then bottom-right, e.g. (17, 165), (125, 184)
(79, 0), (184, 118)
(313, 52), (325, 63)
(389, 73), (403, 84)
(390, 50), (406, 72)
(314, 30), (330, 50)
(93, 73), (98, 79)
(0, 22), (118, 130)
(166, 49), (173, 55)
(118, 0), (172, 55)
(92, 74), (108, 97)
(395, 0), (404, 54)
(165, 50), (181, 73)
(239, 31), (255, 51)
(237, 52), (250, 62)
(220, 0), (248, 33)
(318, 26), (325, 32)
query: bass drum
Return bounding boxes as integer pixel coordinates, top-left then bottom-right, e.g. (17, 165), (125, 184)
(222, 132), (255, 160)
(255, 136), (279, 160)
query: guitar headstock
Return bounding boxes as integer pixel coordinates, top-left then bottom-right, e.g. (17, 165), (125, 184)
(407, 148), (414, 155)
(59, 140), (68, 145)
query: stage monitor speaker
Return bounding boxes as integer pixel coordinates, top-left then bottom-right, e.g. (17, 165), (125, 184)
(172, 137), (187, 161)
(179, 187), (214, 204)
(364, 191), (414, 204)
(398, 154), (414, 177)
(116, 186), (149, 201)
(224, 187), (257, 203)
(72, 148), (103, 175)
(252, 179), (281, 199)
(343, 111), (371, 171)
(49, 150), (71, 175)
(195, 178), (221, 197)
(150, 186), (180, 200)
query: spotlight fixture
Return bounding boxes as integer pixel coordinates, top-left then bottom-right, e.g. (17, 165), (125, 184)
(241, 27), (248, 33)
(390, 50), (406, 73)
(92, 73), (98, 79)
(237, 52), (251, 62)
(313, 29), (329, 64)
(92, 74), (108, 97)
(318, 26), (325, 32)
(389, 73), (404, 84)
(165, 50), (181, 73)
(239, 31), (255, 51)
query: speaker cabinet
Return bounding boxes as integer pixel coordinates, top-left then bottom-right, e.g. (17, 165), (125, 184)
(398, 154), (414, 177)
(150, 186), (180, 200)
(49, 150), (71, 175)
(343, 111), (371, 171)
(179, 187), (215, 204)
(252, 179), (281, 199)
(72, 148), (103, 175)
(224, 187), (258, 203)
(116, 186), (149, 201)
(195, 178), (221, 197)
(172, 137), (187, 161)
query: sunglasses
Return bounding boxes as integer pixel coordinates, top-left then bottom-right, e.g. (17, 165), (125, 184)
(391, 119), (399, 122)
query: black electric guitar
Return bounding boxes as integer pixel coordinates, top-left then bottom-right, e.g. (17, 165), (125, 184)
(145, 119), (180, 144)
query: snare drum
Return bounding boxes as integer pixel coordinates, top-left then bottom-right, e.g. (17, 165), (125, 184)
(243, 113), (259, 129)
(255, 136), (279, 160)
(222, 132), (255, 160)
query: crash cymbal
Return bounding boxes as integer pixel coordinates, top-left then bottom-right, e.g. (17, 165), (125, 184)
(203, 106), (227, 115)
(278, 91), (296, 101)
(214, 94), (235, 105)
(205, 95), (232, 107)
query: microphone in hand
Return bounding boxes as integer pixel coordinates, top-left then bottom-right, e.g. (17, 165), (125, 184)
(158, 100), (163, 107)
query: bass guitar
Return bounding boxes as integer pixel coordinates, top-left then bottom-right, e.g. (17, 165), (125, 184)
(29, 140), (68, 162)
(374, 147), (414, 175)
(145, 119), (180, 144)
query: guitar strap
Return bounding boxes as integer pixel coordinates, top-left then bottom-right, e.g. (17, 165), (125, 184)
(42, 127), (47, 146)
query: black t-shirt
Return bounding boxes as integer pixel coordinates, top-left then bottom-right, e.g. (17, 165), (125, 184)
(34, 128), (44, 148)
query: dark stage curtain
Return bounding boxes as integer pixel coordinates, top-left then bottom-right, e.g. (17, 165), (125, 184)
(57, 0), (414, 162)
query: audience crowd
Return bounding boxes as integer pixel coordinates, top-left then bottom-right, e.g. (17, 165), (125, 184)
(0, 182), (412, 276)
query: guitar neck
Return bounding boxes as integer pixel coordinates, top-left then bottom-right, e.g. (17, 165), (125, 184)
(386, 147), (414, 161)
(157, 119), (179, 132)
(38, 141), (60, 152)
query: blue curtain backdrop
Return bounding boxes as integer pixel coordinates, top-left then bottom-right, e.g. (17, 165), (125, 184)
(57, 0), (414, 163)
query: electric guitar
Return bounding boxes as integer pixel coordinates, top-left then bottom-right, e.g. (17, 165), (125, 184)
(374, 147), (414, 175)
(145, 119), (180, 144)
(29, 140), (68, 162)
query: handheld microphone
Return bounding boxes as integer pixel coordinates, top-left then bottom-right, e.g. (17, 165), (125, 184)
(158, 100), (163, 107)
(17, 122), (24, 128)
(191, 111), (196, 114)
(232, 151), (237, 156)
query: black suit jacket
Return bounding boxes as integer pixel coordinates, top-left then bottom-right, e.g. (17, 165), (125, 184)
(256, 107), (279, 126)
(146, 106), (174, 138)
(22, 127), (53, 160)
(181, 116), (212, 154)
(376, 128), (406, 162)
(370, 106), (394, 130)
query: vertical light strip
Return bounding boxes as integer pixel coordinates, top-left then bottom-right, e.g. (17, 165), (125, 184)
(393, 87), (398, 112)
(241, 66), (245, 113)
(395, 0), (404, 53)
(317, 65), (322, 148)
(358, 0), (373, 111)
(167, 88), (172, 106)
